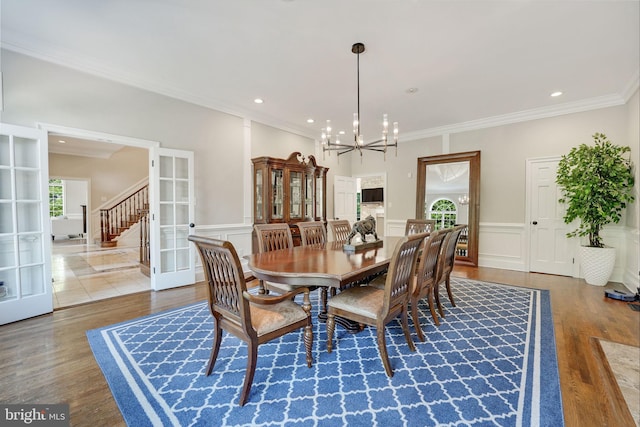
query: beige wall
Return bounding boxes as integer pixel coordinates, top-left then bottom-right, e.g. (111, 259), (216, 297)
(49, 146), (148, 212)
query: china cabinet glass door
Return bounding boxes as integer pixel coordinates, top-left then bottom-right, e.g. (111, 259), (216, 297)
(305, 173), (314, 219)
(151, 147), (195, 290)
(0, 123), (52, 325)
(289, 171), (303, 220)
(255, 169), (263, 221)
(272, 169), (284, 219)
(316, 173), (324, 220)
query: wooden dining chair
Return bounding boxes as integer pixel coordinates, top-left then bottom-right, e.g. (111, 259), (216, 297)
(434, 224), (467, 317)
(188, 235), (313, 406)
(297, 221), (327, 246)
(253, 223), (298, 294)
(410, 228), (450, 340)
(405, 219), (436, 235)
(326, 232), (426, 377)
(327, 219), (351, 243)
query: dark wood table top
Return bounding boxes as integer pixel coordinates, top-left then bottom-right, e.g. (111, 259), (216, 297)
(248, 236), (402, 288)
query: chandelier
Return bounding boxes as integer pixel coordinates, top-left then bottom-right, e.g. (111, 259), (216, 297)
(321, 43), (398, 158)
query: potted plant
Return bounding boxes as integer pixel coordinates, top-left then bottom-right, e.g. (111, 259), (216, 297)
(556, 132), (635, 285)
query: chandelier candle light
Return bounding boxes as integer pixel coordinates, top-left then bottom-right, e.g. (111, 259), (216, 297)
(322, 43), (398, 159)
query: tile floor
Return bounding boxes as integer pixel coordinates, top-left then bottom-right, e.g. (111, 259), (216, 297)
(51, 240), (150, 308)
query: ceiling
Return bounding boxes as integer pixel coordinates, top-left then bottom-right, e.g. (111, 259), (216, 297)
(2, 1), (639, 144)
(48, 134), (125, 159)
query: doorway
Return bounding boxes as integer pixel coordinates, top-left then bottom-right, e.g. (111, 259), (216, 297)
(526, 157), (574, 276)
(44, 125), (154, 307)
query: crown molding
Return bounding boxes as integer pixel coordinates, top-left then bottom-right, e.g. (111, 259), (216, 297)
(400, 93), (628, 143)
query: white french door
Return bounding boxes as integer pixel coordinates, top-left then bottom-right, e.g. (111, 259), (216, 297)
(0, 123), (53, 325)
(527, 158), (574, 276)
(334, 175), (358, 225)
(150, 148), (196, 290)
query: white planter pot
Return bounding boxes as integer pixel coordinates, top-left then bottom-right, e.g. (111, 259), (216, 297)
(579, 246), (616, 286)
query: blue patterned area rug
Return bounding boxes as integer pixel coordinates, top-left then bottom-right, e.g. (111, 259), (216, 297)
(87, 278), (564, 426)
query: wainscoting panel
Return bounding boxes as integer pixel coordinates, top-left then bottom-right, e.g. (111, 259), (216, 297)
(386, 220), (406, 237)
(478, 223), (528, 271)
(191, 224), (253, 282)
(622, 229), (639, 292)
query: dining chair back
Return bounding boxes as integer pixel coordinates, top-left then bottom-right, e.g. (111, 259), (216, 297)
(254, 223), (294, 253)
(326, 232), (427, 377)
(188, 235), (313, 406)
(297, 221), (327, 246)
(405, 219), (436, 235)
(327, 219), (351, 243)
(253, 223), (299, 294)
(434, 224), (467, 317)
(410, 228), (450, 340)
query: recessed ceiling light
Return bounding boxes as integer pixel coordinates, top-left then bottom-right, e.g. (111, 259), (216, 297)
(550, 91), (563, 97)
(406, 87), (419, 94)
(339, 131), (345, 135)
(58, 140), (66, 144)
(306, 118), (315, 124)
(254, 98), (264, 104)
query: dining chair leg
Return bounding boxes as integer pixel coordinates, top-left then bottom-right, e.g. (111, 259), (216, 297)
(435, 284), (445, 318)
(376, 327), (393, 377)
(427, 290), (440, 327)
(445, 275), (457, 307)
(326, 314), (336, 353)
(258, 279), (268, 295)
(304, 322), (313, 368)
(410, 296), (426, 342)
(400, 307), (416, 352)
(239, 343), (258, 407)
(205, 322), (223, 376)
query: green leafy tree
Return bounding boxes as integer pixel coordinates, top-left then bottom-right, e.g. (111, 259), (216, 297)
(556, 133), (635, 248)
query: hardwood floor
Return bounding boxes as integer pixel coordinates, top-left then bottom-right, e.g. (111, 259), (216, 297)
(0, 267), (638, 426)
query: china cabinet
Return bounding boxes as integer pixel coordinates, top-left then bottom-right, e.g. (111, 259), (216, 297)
(252, 152), (328, 249)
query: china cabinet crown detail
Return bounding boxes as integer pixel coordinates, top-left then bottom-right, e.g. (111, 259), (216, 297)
(252, 152), (328, 248)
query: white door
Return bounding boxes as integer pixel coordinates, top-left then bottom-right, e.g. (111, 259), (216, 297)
(527, 158), (574, 276)
(150, 148), (196, 290)
(334, 175), (357, 225)
(0, 123), (53, 325)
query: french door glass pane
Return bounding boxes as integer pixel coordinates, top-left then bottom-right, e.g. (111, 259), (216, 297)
(0, 170), (11, 198)
(14, 137), (39, 168)
(0, 236), (15, 268)
(19, 265), (44, 296)
(0, 269), (16, 301)
(0, 135), (10, 165)
(19, 235), (42, 265)
(0, 203), (12, 233)
(160, 180), (174, 202)
(16, 170), (40, 200)
(175, 158), (188, 179)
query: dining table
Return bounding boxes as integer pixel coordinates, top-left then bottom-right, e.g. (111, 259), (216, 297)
(248, 235), (403, 333)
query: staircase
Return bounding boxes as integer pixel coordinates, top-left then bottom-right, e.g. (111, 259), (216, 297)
(99, 185), (149, 248)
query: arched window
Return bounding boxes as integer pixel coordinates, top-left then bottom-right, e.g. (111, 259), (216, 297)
(428, 198), (457, 229)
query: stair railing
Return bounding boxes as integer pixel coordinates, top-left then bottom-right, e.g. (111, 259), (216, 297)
(139, 208), (150, 276)
(100, 185), (149, 247)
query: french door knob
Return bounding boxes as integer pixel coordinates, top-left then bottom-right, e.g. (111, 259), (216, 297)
(189, 223), (195, 228)
(532, 221), (538, 225)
